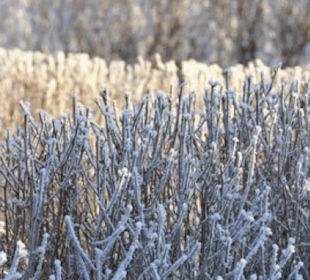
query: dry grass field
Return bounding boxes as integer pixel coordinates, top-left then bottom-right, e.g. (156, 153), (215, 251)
(1, 47), (310, 135)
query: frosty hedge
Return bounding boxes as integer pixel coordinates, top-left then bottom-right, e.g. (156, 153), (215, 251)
(0, 69), (309, 279)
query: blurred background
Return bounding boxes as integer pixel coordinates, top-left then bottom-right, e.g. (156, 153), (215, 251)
(1, 0), (310, 67)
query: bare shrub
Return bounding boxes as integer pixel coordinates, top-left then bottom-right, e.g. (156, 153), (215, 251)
(0, 70), (309, 279)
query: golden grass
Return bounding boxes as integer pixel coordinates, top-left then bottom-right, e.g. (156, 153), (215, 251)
(0, 48), (309, 134)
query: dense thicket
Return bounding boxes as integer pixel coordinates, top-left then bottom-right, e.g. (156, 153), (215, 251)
(0, 70), (309, 279)
(1, 0), (310, 67)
